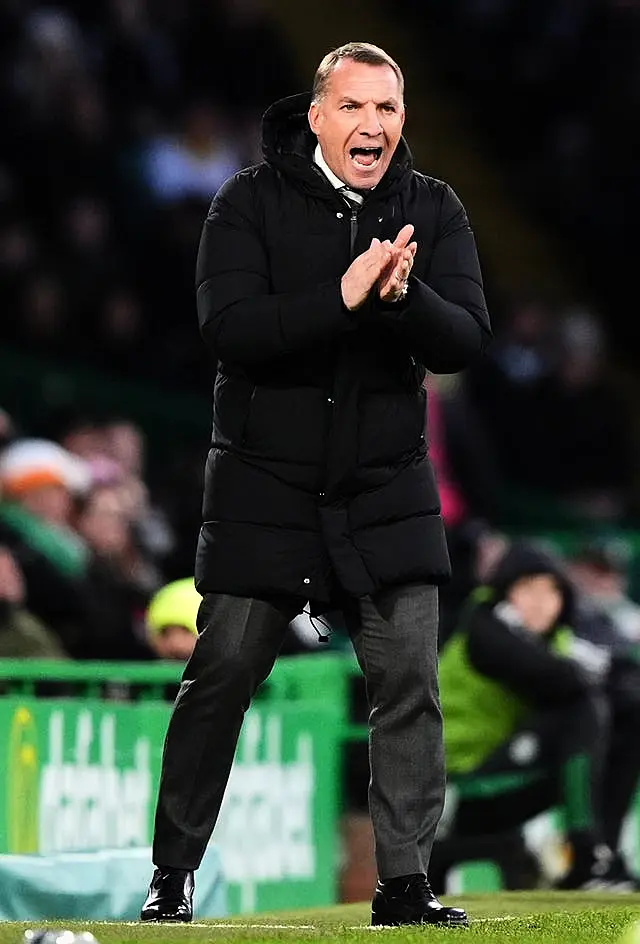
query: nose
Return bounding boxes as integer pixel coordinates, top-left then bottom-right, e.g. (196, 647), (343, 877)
(359, 103), (383, 137)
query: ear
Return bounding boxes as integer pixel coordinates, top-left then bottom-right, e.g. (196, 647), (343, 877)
(400, 105), (406, 129)
(308, 101), (322, 135)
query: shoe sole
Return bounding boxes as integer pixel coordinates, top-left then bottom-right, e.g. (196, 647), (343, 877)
(140, 915), (192, 923)
(372, 913), (469, 928)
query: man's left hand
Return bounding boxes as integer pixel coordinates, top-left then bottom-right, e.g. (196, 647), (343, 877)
(378, 224), (417, 303)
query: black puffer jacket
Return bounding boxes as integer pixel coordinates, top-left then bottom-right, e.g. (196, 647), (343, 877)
(194, 93), (491, 610)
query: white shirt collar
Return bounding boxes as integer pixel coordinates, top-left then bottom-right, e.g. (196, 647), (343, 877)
(314, 143), (346, 190)
(314, 143), (376, 193)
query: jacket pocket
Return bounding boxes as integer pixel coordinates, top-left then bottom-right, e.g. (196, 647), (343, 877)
(358, 388), (426, 467)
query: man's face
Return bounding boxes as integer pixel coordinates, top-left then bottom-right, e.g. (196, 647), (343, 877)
(506, 574), (564, 635)
(308, 59), (405, 190)
(152, 625), (197, 661)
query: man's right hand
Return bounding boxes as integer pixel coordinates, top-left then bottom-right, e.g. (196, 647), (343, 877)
(341, 238), (392, 312)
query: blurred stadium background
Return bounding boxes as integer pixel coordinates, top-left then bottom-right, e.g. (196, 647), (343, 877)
(0, 0), (639, 923)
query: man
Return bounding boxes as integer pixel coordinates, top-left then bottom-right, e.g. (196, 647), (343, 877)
(567, 541), (640, 643)
(0, 546), (67, 658)
(145, 577), (201, 662)
(141, 42), (490, 927)
(434, 542), (635, 891)
(565, 542), (640, 887)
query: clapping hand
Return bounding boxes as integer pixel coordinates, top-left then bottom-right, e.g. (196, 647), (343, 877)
(378, 224), (417, 303)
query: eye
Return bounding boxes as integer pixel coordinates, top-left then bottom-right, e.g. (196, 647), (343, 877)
(381, 104), (396, 114)
(341, 103), (357, 111)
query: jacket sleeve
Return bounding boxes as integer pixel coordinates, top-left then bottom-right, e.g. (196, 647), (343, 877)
(196, 173), (356, 367)
(466, 608), (595, 707)
(375, 184), (492, 373)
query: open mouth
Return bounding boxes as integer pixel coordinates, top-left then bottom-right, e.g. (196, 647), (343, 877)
(349, 146), (383, 168)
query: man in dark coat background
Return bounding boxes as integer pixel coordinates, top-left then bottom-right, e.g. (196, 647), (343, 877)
(141, 41), (491, 927)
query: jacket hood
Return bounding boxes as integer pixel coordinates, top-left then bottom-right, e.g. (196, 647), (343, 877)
(261, 92), (414, 200)
(483, 540), (576, 625)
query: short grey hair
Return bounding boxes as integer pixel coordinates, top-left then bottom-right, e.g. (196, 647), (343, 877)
(312, 42), (404, 103)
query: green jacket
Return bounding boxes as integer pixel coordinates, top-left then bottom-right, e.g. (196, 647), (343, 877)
(0, 606), (67, 659)
(439, 592), (574, 776)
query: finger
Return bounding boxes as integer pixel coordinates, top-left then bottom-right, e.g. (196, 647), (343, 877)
(399, 252), (413, 272)
(408, 241), (417, 257)
(369, 246), (392, 271)
(364, 242), (386, 264)
(393, 224), (415, 250)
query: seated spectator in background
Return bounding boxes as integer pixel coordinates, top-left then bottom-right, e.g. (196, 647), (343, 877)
(0, 437), (92, 654)
(145, 577), (201, 661)
(434, 542), (640, 891)
(0, 546), (66, 658)
(0, 437), (89, 571)
(464, 299), (554, 492)
(60, 416), (175, 573)
(567, 541), (640, 643)
(531, 310), (635, 521)
(73, 484), (158, 661)
(143, 100), (241, 204)
(465, 304), (635, 527)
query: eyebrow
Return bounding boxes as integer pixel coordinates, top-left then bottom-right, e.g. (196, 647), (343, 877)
(338, 97), (399, 107)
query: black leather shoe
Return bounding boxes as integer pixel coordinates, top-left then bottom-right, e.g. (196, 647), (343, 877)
(140, 867), (194, 922)
(372, 873), (468, 927)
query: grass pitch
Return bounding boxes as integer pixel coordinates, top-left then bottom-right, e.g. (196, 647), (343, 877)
(2, 893), (640, 944)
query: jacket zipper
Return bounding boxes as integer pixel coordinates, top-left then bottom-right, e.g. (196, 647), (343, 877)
(349, 207), (358, 258)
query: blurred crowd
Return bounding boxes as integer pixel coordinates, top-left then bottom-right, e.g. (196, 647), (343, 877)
(0, 408), (344, 661)
(0, 0), (296, 388)
(404, 0), (640, 349)
(2, 286), (639, 662)
(0, 412), (173, 659)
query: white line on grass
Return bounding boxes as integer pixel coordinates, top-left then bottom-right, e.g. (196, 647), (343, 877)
(112, 914), (527, 931)
(112, 922), (318, 928)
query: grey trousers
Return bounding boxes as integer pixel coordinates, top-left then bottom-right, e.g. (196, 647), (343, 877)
(152, 584), (444, 881)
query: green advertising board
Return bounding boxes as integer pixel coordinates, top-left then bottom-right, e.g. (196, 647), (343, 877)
(0, 694), (342, 914)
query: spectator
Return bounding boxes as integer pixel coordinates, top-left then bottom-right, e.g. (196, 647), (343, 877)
(567, 541), (640, 643)
(0, 546), (67, 658)
(104, 419), (175, 566)
(434, 542), (639, 890)
(464, 299), (554, 494)
(145, 577), (200, 661)
(73, 484), (156, 660)
(0, 437), (89, 539)
(0, 438), (92, 654)
(142, 100), (241, 204)
(530, 309), (635, 520)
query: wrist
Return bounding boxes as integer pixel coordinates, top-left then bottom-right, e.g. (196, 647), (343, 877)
(381, 279), (409, 306)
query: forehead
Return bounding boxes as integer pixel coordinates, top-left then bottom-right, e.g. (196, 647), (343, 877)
(325, 59), (402, 103)
(513, 573), (560, 592)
